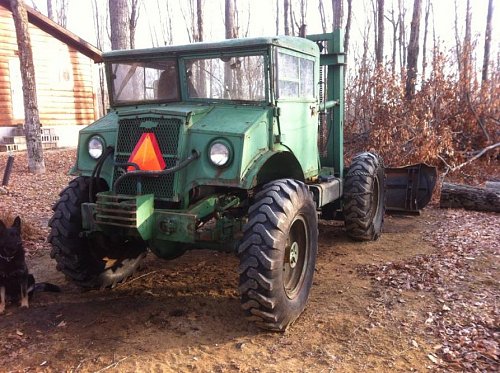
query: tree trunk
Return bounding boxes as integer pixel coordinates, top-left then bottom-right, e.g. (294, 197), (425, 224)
(92, 0), (107, 117)
(421, 0), (430, 80)
(284, 0), (290, 35)
(485, 181), (500, 190)
(196, 0), (206, 96)
(332, 0), (343, 30)
(376, 0), (384, 65)
(405, 0), (422, 100)
(344, 0), (352, 54)
(318, 0), (327, 34)
(398, 0), (407, 72)
(46, 0), (53, 20)
(224, 0), (235, 98)
(109, 0), (129, 50)
(482, 0), (494, 83)
(440, 182), (500, 213)
(387, 5), (399, 74)
(297, 0), (307, 37)
(129, 0), (140, 49)
(10, 0), (45, 174)
(462, 0), (472, 93)
(56, 0), (67, 28)
(276, 0), (280, 35)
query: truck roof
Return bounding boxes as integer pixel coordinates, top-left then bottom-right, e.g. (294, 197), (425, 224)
(103, 36), (318, 60)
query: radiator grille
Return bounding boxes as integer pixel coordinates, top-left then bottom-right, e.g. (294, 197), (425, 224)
(114, 117), (183, 199)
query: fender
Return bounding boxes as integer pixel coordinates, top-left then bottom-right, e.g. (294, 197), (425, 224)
(242, 149), (304, 189)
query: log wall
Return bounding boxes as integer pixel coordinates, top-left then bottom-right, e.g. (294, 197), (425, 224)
(0, 5), (96, 127)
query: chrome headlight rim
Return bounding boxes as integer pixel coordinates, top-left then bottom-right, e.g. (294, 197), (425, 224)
(88, 135), (105, 160)
(208, 139), (232, 168)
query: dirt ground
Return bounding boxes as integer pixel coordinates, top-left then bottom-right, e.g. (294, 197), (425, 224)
(0, 150), (498, 372)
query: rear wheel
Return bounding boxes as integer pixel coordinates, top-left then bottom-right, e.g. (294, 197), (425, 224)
(238, 179), (318, 331)
(343, 152), (385, 241)
(48, 177), (147, 288)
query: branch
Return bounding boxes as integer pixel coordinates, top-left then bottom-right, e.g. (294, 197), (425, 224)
(465, 91), (491, 142)
(439, 142), (500, 177)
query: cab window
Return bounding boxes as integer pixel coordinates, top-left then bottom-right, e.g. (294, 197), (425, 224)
(276, 52), (314, 99)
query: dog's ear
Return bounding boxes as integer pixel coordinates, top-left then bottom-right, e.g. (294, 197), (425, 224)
(12, 216), (21, 230)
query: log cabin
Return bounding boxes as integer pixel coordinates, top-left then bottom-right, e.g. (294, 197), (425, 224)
(0, 0), (102, 150)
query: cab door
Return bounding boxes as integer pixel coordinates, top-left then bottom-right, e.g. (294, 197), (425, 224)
(274, 50), (319, 179)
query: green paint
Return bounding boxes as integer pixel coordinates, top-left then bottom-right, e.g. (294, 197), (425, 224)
(75, 33), (346, 251)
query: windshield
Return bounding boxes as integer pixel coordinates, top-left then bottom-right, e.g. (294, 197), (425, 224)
(110, 60), (180, 104)
(185, 54), (265, 101)
(109, 54), (266, 104)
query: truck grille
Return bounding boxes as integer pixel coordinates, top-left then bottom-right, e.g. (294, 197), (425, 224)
(114, 117), (183, 200)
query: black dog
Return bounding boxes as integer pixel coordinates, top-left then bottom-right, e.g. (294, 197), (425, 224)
(0, 217), (59, 313)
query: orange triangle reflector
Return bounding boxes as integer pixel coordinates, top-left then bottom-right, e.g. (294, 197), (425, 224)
(127, 133), (166, 171)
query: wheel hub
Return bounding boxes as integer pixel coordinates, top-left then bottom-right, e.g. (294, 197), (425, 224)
(289, 241), (299, 268)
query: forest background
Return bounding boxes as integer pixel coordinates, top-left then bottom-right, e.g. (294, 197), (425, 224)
(30, 0), (499, 175)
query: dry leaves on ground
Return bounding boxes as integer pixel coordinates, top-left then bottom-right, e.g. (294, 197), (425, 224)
(0, 149), (76, 250)
(359, 209), (499, 372)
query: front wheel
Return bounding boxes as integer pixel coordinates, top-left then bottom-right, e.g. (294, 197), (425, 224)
(343, 152), (385, 241)
(48, 177), (147, 288)
(238, 179), (318, 331)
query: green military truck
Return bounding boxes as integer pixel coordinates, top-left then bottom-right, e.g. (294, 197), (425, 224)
(49, 31), (385, 331)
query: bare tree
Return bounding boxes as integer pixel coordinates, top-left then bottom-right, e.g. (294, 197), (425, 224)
(398, 0), (407, 72)
(47, 0), (53, 19)
(319, 0), (327, 33)
(150, 0), (173, 46)
(463, 0), (472, 91)
(405, 0), (422, 100)
(224, 0), (236, 97)
(385, 3), (399, 74)
(92, 0), (108, 117)
(276, 0), (280, 35)
(421, 0), (430, 79)
(129, 0), (141, 49)
(181, 1), (196, 43)
(10, 0), (45, 174)
(46, 0), (67, 27)
(294, 0), (307, 37)
(332, 0), (342, 30)
(109, 0), (129, 50)
(482, 0), (494, 82)
(375, 0), (384, 65)
(196, 0), (206, 96)
(284, 0), (290, 35)
(344, 0), (352, 54)
(55, 0), (68, 28)
(453, 0), (461, 72)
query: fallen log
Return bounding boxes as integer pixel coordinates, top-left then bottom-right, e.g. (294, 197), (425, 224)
(485, 181), (500, 190)
(440, 182), (500, 212)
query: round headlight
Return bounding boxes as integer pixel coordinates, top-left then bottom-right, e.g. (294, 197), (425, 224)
(88, 136), (105, 159)
(209, 142), (230, 167)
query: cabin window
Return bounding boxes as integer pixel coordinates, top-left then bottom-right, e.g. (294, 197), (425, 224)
(275, 52), (314, 99)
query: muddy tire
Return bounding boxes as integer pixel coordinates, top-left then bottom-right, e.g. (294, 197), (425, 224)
(48, 177), (147, 289)
(343, 152), (385, 241)
(238, 179), (318, 331)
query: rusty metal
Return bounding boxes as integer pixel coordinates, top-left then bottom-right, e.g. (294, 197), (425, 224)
(385, 163), (437, 214)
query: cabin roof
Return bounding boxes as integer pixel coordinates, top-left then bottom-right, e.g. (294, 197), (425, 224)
(0, 0), (102, 62)
(103, 36), (318, 60)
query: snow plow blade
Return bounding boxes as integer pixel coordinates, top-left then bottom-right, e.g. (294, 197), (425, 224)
(385, 164), (437, 214)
